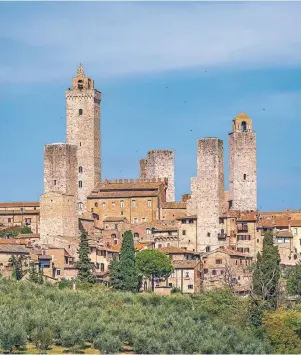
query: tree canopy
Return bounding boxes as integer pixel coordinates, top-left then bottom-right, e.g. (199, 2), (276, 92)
(286, 261), (301, 296)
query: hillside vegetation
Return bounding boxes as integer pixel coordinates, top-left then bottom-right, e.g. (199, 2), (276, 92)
(0, 278), (272, 354)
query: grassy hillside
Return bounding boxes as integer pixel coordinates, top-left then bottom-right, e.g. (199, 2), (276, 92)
(0, 278), (272, 354)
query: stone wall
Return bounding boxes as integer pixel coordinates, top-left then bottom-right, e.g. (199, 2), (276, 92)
(195, 138), (225, 252)
(144, 150), (175, 202)
(139, 159), (148, 179)
(44, 144), (77, 196)
(65, 72), (101, 214)
(229, 132), (257, 211)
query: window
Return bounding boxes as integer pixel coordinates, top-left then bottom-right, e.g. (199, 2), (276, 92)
(54, 180), (57, 186)
(111, 234), (116, 238)
(134, 233), (139, 239)
(79, 181), (82, 188)
(120, 200), (124, 208)
(237, 247), (244, 252)
(78, 202), (83, 210)
(79, 142), (81, 146)
(220, 270), (224, 275)
(206, 246), (210, 252)
(78, 80), (83, 89)
(132, 200), (136, 208)
(91, 208), (94, 213)
(158, 244), (162, 248)
(112, 202), (116, 207)
(101, 250), (106, 257)
(169, 283), (173, 287)
(25, 218), (31, 225)
(203, 268), (208, 274)
(241, 121), (247, 132)
(79, 166), (83, 173)
(114, 240), (118, 245)
(229, 200), (233, 209)
(114, 224), (118, 229)
(121, 211), (124, 216)
(188, 284), (193, 289)
(216, 259), (222, 265)
(142, 217), (146, 223)
(182, 230), (186, 236)
(243, 174), (246, 180)
(212, 270), (217, 276)
(237, 235), (251, 241)
(100, 263), (105, 272)
(146, 228), (151, 235)
(57, 269), (61, 276)
(147, 200), (151, 208)
(95, 202), (98, 207)
(167, 243), (170, 247)
(20, 207), (24, 212)
(8, 218), (11, 223)
(244, 248), (250, 253)
(185, 272), (189, 278)
(133, 217), (138, 224)
(207, 232), (210, 237)
(79, 109), (83, 115)
(102, 202), (106, 208)
(257, 239), (259, 243)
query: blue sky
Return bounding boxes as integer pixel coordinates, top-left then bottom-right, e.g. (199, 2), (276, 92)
(0, 1), (300, 211)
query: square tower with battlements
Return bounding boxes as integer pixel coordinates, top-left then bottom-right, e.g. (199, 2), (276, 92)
(65, 64), (101, 215)
(228, 113), (257, 212)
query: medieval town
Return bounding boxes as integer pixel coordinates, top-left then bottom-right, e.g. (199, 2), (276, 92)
(0, 64), (300, 295)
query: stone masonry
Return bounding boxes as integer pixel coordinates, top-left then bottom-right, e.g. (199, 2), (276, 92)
(40, 143), (78, 243)
(194, 138), (225, 252)
(65, 64), (101, 215)
(140, 150), (175, 202)
(229, 113), (257, 211)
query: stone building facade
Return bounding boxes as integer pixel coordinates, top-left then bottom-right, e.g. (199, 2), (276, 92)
(40, 144), (78, 243)
(193, 138), (225, 253)
(65, 64), (102, 214)
(140, 150), (175, 202)
(229, 113), (257, 211)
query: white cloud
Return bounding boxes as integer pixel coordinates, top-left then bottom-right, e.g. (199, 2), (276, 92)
(0, 2), (300, 83)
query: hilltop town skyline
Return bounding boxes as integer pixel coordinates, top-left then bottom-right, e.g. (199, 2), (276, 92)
(0, 1), (300, 211)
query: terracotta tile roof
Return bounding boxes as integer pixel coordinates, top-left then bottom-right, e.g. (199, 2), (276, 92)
(16, 234), (40, 239)
(88, 191), (159, 198)
(291, 220), (301, 227)
(203, 247), (252, 258)
(152, 224), (178, 232)
(93, 179), (166, 191)
(161, 202), (186, 209)
(0, 202), (40, 208)
(237, 212), (257, 222)
(103, 217), (129, 222)
(158, 246), (195, 254)
(276, 230), (293, 238)
(38, 255), (52, 259)
(173, 260), (200, 269)
(0, 244), (29, 254)
(0, 239), (18, 244)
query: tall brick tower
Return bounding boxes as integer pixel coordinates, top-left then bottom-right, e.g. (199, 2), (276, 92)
(65, 64), (101, 214)
(139, 150), (175, 202)
(228, 113), (257, 211)
(194, 138), (225, 252)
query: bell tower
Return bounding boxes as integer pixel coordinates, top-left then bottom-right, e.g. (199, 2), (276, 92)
(65, 64), (101, 215)
(228, 112), (257, 211)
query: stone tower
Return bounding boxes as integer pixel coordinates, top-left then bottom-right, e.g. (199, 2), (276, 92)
(229, 112), (257, 211)
(65, 64), (101, 214)
(40, 144), (78, 243)
(140, 150), (175, 202)
(194, 138), (225, 252)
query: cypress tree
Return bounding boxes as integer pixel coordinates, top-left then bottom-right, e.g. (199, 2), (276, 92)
(75, 228), (96, 284)
(118, 230), (138, 292)
(108, 257), (121, 290)
(252, 230), (280, 309)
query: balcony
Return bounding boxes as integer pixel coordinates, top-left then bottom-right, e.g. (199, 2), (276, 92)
(237, 226), (248, 233)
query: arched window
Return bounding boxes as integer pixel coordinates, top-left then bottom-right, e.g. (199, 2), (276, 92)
(146, 228), (151, 235)
(78, 202), (83, 210)
(207, 232), (210, 237)
(79, 166), (83, 173)
(206, 246), (211, 252)
(79, 181), (82, 188)
(79, 109), (83, 116)
(78, 80), (83, 89)
(241, 121), (247, 132)
(102, 202), (106, 208)
(134, 233), (139, 239)
(111, 234), (116, 238)
(120, 200), (124, 208)
(95, 202), (98, 207)
(243, 174), (246, 180)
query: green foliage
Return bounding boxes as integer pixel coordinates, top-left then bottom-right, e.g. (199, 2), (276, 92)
(28, 264), (44, 284)
(263, 307), (301, 353)
(108, 257), (121, 290)
(136, 249), (174, 291)
(31, 327), (53, 351)
(0, 278), (273, 354)
(287, 261), (301, 296)
(10, 255), (25, 281)
(75, 228), (96, 284)
(118, 230), (139, 292)
(58, 278), (72, 289)
(21, 225), (32, 234)
(252, 231), (281, 309)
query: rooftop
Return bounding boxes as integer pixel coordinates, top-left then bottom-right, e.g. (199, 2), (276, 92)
(158, 246), (195, 254)
(0, 244), (29, 254)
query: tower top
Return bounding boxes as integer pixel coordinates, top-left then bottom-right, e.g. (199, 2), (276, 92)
(232, 112), (253, 133)
(77, 63), (85, 78)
